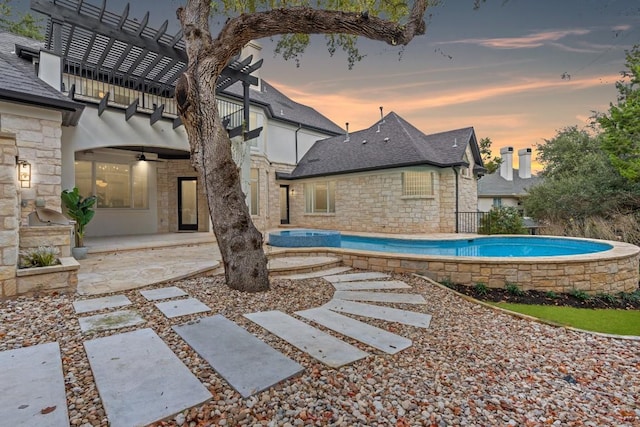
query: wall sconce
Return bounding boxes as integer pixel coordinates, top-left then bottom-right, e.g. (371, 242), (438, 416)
(290, 188), (295, 196)
(17, 160), (31, 188)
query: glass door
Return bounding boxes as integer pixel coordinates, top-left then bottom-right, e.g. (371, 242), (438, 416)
(178, 177), (198, 231)
(280, 185), (289, 224)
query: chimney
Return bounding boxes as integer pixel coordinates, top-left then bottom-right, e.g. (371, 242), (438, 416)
(518, 148), (532, 179)
(239, 40), (262, 90)
(499, 147), (514, 181)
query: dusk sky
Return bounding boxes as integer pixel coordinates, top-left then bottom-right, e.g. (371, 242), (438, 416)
(12, 0), (640, 170)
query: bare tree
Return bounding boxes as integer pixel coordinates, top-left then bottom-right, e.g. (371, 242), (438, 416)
(175, 0), (435, 292)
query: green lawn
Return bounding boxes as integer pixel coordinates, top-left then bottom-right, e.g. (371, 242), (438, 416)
(491, 303), (640, 336)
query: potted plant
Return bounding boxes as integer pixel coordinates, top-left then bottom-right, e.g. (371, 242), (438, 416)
(61, 187), (97, 260)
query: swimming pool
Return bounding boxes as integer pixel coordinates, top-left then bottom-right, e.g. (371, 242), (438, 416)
(267, 230), (639, 295)
(340, 235), (612, 257)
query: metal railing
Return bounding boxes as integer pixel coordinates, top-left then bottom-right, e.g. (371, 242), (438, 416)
(457, 211), (489, 234)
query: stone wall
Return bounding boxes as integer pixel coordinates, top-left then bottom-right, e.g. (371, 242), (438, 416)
(0, 132), (19, 297)
(269, 240), (640, 295)
(19, 225), (73, 257)
(287, 166), (452, 234)
(0, 108), (64, 219)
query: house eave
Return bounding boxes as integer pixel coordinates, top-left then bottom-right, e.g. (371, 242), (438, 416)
(0, 89), (85, 126)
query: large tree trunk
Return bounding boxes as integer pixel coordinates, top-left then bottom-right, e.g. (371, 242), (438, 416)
(176, 5), (269, 292)
(176, 0), (430, 292)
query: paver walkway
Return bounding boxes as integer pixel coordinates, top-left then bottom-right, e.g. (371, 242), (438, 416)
(1, 267), (433, 426)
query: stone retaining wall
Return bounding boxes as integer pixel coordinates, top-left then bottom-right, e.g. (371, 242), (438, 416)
(269, 240), (639, 294)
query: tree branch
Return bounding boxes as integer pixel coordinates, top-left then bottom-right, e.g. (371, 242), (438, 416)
(213, 0), (430, 65)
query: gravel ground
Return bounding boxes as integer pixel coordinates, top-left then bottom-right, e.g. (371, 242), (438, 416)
(1, 272), (639, 426)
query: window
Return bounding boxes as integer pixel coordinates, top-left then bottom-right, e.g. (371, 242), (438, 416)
(493, 197), (502, 207)
(402, 171), (434, 196)
(249, 168), (259, 215)
(74, 161), (149, 209)
(304, 181), (335, 213)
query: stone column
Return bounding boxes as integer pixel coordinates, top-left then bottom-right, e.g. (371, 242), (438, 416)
(0, 132), (19, 297)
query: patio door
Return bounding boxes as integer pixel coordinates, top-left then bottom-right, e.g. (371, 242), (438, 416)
(178, 177), (198, 231)
(280, 185), (290, 224)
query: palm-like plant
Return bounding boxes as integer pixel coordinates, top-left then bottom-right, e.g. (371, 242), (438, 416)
(61, 187), (96, 247)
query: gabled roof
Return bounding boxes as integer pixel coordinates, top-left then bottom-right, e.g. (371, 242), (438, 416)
(0, 32), (84, 126)
(478, 170), (542, 197)
(285, 111), (482, 179)
(221, 81), (343, 135)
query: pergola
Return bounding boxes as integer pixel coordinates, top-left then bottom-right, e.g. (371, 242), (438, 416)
(30, 0), (263, 140)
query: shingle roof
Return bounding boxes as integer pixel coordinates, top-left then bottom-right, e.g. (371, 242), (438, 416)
(0, 32), (84, 125)
(477, 171), (542, 197)
(222, 80), (343, 135)
(286, 111), (481, 179)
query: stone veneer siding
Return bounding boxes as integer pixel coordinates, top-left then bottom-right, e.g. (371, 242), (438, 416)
(287, 166), (472, 234)
(0, 132), (19, 297)
(269, 240), (639, 295)
(19, 225), (72, 257)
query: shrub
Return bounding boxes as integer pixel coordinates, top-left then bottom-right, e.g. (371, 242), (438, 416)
(440, 277), (455, 288)
(619, 290), (640, 304)
(478, 206), (527, 235)
(569, 288), (590, 301)
(505, 283), (525, 296)
(545, 291), (559, 299)
(595, 292), (617, 304)
(474, 282), (489, 296)
(19, 246), (60, 269)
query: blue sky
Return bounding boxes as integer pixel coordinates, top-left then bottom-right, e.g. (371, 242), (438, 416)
(12, 0), (640, 169)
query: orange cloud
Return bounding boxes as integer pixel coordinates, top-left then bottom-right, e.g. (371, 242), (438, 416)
(437, 29), (591, 49)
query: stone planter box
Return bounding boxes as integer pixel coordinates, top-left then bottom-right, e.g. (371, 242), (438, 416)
(14, 257), (80, 296)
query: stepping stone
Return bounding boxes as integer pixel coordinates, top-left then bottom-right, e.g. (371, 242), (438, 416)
(73, 294), (132, 314)
(84, 328), (211, 427)
(323, 272), (389, 283)
(140, 286), (187, 301)
(332, 280), (411, 291)
(275, 266), (352, 280)
(324, 299), (431, 328)
(173, 315), (304, 397)
(244, 310), (368, 368)
(155, 298), (211, 318)
(296, 307), (411, 354)
(333, 291), (426, 304)
(0, 342), (69, 427)
(78, 310), (145, 333)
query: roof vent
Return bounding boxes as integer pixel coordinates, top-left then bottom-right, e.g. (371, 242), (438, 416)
(379, 106), (385, 123)
(384, 137), (389, 142)
(452, 138), (458, 148)
(344, 122), (350, 142)
(280, 109), (284, 115)
(362, 139), (367, 144)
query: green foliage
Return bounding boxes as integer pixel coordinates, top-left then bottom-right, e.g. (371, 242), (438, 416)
(61, 187), (97, 247)
(523, 127), (640, 223)
(545, 290), (558, 299)
(492, 302), (640, 336)
(478, 206), (526, 235)
(569, 288), (590, 301)
(211, 0), (419, 68)
(0, 0), (44, 40)
(595, 292), (617, 304)
(19, 246), (60, 269)
(619, 290), (640, 304)
(474, 282), (488, 296)
(505, 283), (524, 296)
(478, 137), (502, 174)
(598, 45), (640, 181)
(439, 277), (454, 288)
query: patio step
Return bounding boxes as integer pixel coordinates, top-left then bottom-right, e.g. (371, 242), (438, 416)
(268, 256), (343, 276)
(323, 299), (432, 328)
(332, 290), (427, 305)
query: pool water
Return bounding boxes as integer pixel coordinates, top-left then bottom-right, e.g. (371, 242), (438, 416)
(339, 235), (612, 257)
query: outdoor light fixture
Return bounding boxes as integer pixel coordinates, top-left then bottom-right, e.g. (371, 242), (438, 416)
(17, 160), (31, 188)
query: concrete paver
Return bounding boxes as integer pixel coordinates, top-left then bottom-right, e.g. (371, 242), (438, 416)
(155, 298), (211, 318)
(84, 328), (212, 427)
(140, 286), (187, 301)
(173, 315), (304, 397)
(296, 307), (412, 354)
(78, 310), (145, 333)
(323, 299), (432, 328)
(245, 310), (369, 368)
(73, 295), (132, 314)
(0, 342), (69, 427)
(332, 290), (427, 304)
(331, 280), (411, 291)
(323, 272), (390, 283)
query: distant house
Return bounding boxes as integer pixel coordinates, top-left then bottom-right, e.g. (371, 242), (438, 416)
(477, 147), (542, 213)
(278, 112), (485, 233)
